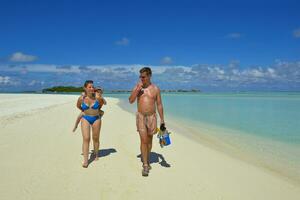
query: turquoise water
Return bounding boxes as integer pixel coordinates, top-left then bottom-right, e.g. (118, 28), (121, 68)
(107, 92), (300, 145)
(107, 92), (300, 181)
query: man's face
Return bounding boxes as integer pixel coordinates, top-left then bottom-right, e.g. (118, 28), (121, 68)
(139, 72), (150, 85)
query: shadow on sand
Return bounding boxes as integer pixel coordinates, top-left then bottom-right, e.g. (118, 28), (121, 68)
(137, 152), (171, 168)
(88, 148), (117, 165)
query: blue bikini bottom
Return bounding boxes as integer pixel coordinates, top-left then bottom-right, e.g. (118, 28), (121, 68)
(82, 115), (101, 125)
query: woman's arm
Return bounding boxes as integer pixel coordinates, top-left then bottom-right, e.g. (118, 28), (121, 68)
(77, 96), (83, 111)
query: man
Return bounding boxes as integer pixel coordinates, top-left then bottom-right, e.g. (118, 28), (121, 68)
(129, 67), (165, 177)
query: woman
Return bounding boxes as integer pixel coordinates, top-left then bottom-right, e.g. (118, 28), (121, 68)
(73, 87), (106, 132)
(76, 80), (105, 168)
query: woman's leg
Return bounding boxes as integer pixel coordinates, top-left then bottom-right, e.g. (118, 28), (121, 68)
(92, 119), (101, 160)
(81, 118), (91, 167)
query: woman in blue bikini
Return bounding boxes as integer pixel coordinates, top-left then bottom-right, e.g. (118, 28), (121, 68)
(76, 80), (105, 168)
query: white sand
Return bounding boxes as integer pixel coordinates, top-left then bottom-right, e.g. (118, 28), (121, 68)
(0, 94), (299, 200)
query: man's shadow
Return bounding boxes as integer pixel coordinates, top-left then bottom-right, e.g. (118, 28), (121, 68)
(137, 152), (171, 167)
(88, 148), (117, 165)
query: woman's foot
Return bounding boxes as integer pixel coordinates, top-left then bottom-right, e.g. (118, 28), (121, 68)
(148, 162), (152, 170)
(82, 162), (88, 168)
(91, 151), (99, 161)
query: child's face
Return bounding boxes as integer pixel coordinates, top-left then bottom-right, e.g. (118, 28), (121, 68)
(95, 89), (103, 94)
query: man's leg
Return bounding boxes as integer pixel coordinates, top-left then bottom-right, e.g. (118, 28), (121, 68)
(147, 134), (153, 165)
(137, 112), (150, 176)
(147, 113), (156, 168)
(139, 131), (151, 176)
(139, 131), (149, 167)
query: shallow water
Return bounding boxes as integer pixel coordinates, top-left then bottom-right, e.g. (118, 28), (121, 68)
(107, 92), (300, 182)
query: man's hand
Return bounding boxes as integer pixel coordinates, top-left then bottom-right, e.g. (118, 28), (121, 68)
(160, 123), (166, 131)
(136, 82), (143, 91)
(136, 82), (144, 96)
(129, 81), (143, 104)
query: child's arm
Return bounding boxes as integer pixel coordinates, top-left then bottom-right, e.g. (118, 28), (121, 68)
(73, 112), (84, 132)
(96, 92), (106, 106)
(102, 97), (107, 105)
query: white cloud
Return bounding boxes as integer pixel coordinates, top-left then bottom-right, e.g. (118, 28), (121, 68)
(29, 80), (37, 86)
(293, 28), (300, 38)
(226, 33), (241, 39)
(228, 60), (240, 69)
(0, 76), (11, 85)
(1, 60), (300, 90)
(9, 52), (38, 62)
(249, 69), (264, 77)
(1, 62), (300, 83)
(115, 37), (130, 46)
(161, 56), (172, 64)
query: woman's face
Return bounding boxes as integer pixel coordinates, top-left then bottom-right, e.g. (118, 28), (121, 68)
(84, 83), (94, 94)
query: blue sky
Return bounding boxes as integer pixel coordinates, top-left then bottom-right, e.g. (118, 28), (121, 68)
(0, 0), (300, 91)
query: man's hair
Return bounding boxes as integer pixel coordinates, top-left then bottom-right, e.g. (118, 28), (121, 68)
(84, 80), (93, 87)
(139, 67), (152, 76)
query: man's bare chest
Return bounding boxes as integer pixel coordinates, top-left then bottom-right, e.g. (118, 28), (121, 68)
(138, 87), (157, 100)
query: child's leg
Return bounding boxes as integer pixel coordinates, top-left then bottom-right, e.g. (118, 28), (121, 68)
(73, 112), (84, 132)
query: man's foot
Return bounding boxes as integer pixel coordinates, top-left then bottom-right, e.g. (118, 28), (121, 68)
(142, 165), (150, 177)
(94, 156), (99, 161)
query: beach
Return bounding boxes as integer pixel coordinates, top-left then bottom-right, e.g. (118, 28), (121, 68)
(0, 93), (300, 200)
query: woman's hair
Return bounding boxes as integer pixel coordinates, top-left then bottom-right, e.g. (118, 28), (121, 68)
(84, 80), (94, 87)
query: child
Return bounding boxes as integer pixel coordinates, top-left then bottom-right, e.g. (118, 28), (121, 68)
(72, 91), (86, 132)
(95, 87), (107, 116)
(72, 87), (106, 132)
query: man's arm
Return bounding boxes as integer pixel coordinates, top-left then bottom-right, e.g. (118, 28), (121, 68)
(129, 83), (142, 104)
(156, 87), (165, 124)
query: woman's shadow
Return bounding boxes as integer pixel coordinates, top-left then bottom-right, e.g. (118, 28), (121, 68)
(137, 152), (171, 167)
(88, 148), (117, 165)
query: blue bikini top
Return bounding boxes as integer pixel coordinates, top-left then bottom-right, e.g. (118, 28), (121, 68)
(81, 97), (100, 111)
